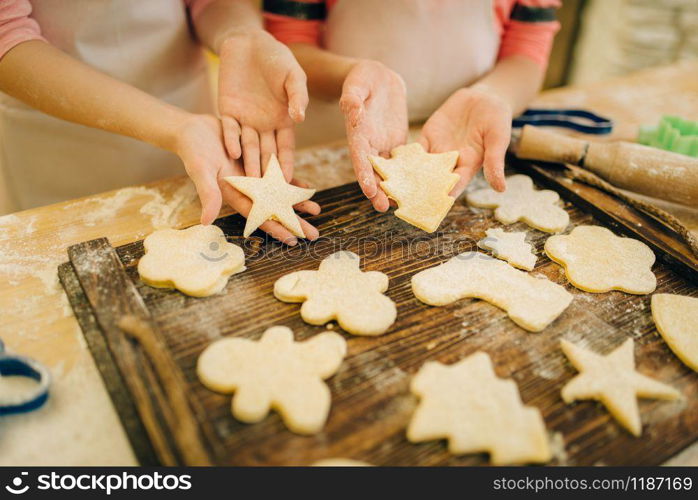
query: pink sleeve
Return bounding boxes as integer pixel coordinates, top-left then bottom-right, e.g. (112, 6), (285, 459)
(495, 0), (561, 69)
(0, 0), (47, 60)
(184, 0), (219, 21)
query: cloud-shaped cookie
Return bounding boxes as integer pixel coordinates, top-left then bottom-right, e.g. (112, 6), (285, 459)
(274, 251), (397, 336)
(545, 225), (656, 294)
(197, 326), (346, 434)
(138, 224), (245, 297)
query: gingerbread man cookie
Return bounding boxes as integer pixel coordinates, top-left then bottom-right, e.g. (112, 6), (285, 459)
(274, 251), (397, 336)
(197, 326), (346, 435)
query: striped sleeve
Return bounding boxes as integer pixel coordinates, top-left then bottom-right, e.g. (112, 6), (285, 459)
(0, 0), (46, 61)
(496, 0), (561, 69)
(263, 0), (327, 46)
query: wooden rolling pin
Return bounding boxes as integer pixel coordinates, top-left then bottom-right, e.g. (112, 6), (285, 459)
(516, 125), (698, 207)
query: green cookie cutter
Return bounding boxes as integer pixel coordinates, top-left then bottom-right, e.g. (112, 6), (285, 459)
(638, 115), (698, 158)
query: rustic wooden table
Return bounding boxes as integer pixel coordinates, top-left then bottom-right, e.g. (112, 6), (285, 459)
(0, 61), (696, 465)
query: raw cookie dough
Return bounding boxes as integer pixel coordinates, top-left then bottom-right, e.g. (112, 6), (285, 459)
(197, 326), (346, 435)
(312, 458), (372, 466)
(223, 154), (315, 237)
(560, 338), (680, 436)
(651, 294), (698, 372)
(407, 352), (551, 465)
(477, 227), (537, 271)
(274, 251), (397, 336)
(466, 174), (569, 233)
(411, 252), (572, 332)
(138, 224), (245, 297)
(545, 225), (656, 294)
(369, 143), (459, 233)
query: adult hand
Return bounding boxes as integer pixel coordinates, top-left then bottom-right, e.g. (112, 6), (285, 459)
(419, 87), (511, 197)
(340, 60), (408, 212)
(218, 28), (308, 179)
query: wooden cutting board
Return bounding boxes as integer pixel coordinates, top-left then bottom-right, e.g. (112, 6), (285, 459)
(58, 172), (698, 466)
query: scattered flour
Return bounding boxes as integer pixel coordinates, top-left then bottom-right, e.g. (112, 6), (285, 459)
(0, 375), (41, 404)
(0, 245), (61, 295)
(63, 187), (156, 227)
(550, 432), (568, 464)
(140, 182), (197, 229)
(62, 182), (197, 230)
(0, 214), (36, 240)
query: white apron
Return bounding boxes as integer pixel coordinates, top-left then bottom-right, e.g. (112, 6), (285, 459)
(296, 0), (499, 148)
(0, 0), (214, 211)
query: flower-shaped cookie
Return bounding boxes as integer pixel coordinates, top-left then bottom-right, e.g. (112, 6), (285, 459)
(407, 352), (551, 465)
(466, 174), (569, 233)
(197, 326), (346, 435)
(545, 225), (656, 294)
(274, 251), (397, 336)
(138, 224), (245, 297)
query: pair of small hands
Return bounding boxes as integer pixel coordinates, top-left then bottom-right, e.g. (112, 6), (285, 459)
(176, 29), (318, 246)
(177, 31), (512, 245)
(343, 60), (510, 214)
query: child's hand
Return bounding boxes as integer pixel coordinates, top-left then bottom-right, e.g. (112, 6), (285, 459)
(218, 160), (320, 246)
(340, 60), (408, 212)
(175, 114), (319, 244)
(419, 87), (510, 197)
(218, 28), (308, 180)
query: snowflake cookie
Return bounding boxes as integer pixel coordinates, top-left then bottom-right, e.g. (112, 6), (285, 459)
(545, 225), (656, 294)
(477, 228), (537, 271)
(138, 224), (245, 297)
(466, 174), (569, 233)
(274, 251), (397, 336)
(197, 326), (346, 435)
(369, 143), (459, 233)
(407, 352), (551, 465)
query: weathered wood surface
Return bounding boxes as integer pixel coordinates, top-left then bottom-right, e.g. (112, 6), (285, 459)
(62, 239), (211, 465)
(61, 177), (698, 466)
(512, 158), (698, 282)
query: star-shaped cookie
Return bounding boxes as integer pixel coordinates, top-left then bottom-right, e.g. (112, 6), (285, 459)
(369, 143), (459, 233)
(466, 174), (569, 233)
(224, 154), (315, 238)
(477, 228), (537, 271)
(274, 251), (397, 336)
(560, 338), (680, 436)
(545, 225), (656, 294)
(407, 352), (551, 465)
(138, 224), (245, 297)
(197, 326), (346, 435)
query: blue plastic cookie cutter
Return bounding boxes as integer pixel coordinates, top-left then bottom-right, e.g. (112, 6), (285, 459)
(0, 338), (51, 415)
(512, 108), (613, 135)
